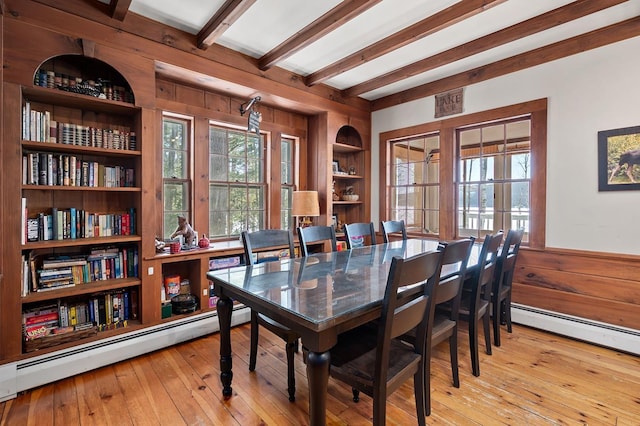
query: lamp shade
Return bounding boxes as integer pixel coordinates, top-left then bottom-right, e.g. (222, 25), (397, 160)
(292, 191), (320, 217)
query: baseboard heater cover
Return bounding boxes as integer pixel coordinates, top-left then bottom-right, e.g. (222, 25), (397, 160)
(511, 303), (639, 355)
(8, 306), (250, 400)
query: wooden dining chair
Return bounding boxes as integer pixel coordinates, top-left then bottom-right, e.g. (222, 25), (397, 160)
(241, 229), (300, 401)
(344, 222), (376, 249)
(456, 231), (503, 377)
(328, 250), (444, 426)
(380, 219), (407, 243)
(399, 237), (474, 415)
(297, 225), (337, 257)
(491, 228), (524, 346)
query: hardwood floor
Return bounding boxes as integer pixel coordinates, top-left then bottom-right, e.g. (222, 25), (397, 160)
(1, 322), (639, 425)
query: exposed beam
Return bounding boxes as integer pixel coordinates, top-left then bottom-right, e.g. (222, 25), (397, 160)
(257, 0), (381, 71)
(109, 0), (131, 21)
(197, 0), (256, 49)
(305, 0), (505, 87)
(346, 0), (629, 98)
(370, 16), (640, 111)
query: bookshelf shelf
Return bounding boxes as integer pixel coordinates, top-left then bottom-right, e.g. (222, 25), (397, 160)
(22, 140), (141, 157)
(22, 185), (141, 192)
(21, 277), (141, 303)
(22, 235), (141, 250)
(22, 85), (137, 115)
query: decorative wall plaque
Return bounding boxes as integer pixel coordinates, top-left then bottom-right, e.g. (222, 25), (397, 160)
(434, 88), (463, 118)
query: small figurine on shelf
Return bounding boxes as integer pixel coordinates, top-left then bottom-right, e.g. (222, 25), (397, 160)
(154, 237), (166, 253)
(170, 215), (197, 246)
(342, 186), (359, 202)
(348, 166), (357, 175)
(332, 180), (340, 201)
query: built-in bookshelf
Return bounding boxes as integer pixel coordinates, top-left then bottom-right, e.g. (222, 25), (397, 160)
(16, 56), (143, 354)
(332, 125), (366, 231)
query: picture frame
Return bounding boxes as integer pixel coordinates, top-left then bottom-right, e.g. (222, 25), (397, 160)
(332, 160), (340, 174)
(331, 214), (338, 229)
(598, 125), (640, 191)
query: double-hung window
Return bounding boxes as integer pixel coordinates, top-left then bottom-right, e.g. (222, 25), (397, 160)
(209, 124), (266, 238)
(162, 114), (191, 239)
(456, 117), (531, 241)
(281, 136), (295, 230)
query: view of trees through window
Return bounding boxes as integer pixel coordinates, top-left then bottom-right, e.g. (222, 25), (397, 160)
(389, 134), (440, 234)
(162, 116), (191, 239)
(281, 137), (294, 230)
(456, 117), (531, 240)
(209, 125), (265, 238)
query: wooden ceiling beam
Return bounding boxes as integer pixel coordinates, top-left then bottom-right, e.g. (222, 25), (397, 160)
(197, 0), (256, 49)
(257, 0), (381, 71)
(345, 0), (629, 98)
(109, 0), (131, 21)
(305, 0), (505, 87)
(371, 16), (640, 111)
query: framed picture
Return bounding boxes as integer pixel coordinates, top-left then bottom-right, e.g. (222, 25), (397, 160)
(331, 214), (338, 229)
(598, 125), (640, 191)
(332, 160), (340, 174)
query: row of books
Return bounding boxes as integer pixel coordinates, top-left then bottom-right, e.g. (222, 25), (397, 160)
(22, 102), (136, 150)
(22, 288), (138, 342)
(22, 246), (140, 295)
(22, 152), (135, 187)
(34, 69), (134, 104)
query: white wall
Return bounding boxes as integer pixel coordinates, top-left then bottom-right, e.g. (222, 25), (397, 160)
(371, 37), (640, 255)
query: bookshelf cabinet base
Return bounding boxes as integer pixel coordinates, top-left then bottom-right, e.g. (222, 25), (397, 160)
(1, 306), (250, 402)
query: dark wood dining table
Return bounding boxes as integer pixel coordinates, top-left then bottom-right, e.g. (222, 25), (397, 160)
(207, 238), (480, 426)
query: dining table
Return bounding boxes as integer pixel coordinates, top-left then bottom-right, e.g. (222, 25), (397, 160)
(207, 238), (480, 426)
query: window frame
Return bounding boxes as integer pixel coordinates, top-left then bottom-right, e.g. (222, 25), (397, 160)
(379, 98), (547, 248)
(161, 112), (193, 240)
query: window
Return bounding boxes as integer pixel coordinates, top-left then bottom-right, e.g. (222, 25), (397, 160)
(162, 115), (191, 239)
(380, 99), (546, 248)
(209, 124), (266, 238)
(281, 137), (295, 230)
(389, 134), (440, 234)
(457, 118), (531, 241)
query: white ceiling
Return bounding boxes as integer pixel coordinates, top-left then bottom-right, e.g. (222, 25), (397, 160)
(97, 0), (638, 101)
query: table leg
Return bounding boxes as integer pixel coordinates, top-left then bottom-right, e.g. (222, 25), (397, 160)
(306, 350), (330, 426)
(217, 295), (233, 398)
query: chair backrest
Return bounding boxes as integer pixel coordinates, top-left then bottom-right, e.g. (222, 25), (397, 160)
(375, 250), (444, 384)
(435, 238), (475, 309)
(241, 229), (296, 265)
(297, 225), (337, 257)
(381, 220), (407, 243)
(493, 228), (524, 294)
(469, 231), (503, 309)
(344, 222), (376, 249)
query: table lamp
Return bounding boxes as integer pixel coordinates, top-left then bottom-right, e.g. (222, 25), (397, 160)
(292, 190), (319, 228)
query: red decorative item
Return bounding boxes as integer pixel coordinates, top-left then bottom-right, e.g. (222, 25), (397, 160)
(198, 235), (210, 248)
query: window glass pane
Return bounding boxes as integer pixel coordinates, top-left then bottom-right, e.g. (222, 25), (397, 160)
(164, 182), (188, 211)
(509, 152), (531, 180)
(393, 162), (409, 186)
(210, 154), (228, 181)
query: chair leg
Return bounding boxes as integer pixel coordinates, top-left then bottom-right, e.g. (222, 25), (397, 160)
(449, 332), (460, 388)
(483, 312), (492, 356)
(352, 388), (360, 402)
(415, 370), (427, 425)
(249, 310), (259, 372)
(285, 340), (296, 402)
(505, 297), (513, 333)
(493, 298), (502, 347)
(469, 318), (480, 377)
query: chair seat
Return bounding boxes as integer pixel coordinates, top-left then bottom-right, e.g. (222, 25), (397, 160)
(256, 313), (298, 341)
(330, 326), (421, 389)
(431, 313), (456, 346)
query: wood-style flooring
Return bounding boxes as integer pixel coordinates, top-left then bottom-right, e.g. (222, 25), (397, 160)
(1, 322), (639, 425)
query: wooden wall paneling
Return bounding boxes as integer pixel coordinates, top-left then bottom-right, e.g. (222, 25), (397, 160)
(439, 125), (456, 240)
(175, 85), (205, 108)
(1, 83), (24, 358)
(204, 91), (230, 114)
(156, 79), (176, 102)
(529, 107), (547, 249)
(513, 248), (640, 329)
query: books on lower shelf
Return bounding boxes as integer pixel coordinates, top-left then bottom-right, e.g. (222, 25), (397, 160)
(22, 287), (139, 350)
(23, 246), (140, 294)
(23, 206), (137, 243)
(22, 151), (135, 188)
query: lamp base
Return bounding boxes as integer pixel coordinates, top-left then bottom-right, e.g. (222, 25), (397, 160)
(298, 217), (313, 228)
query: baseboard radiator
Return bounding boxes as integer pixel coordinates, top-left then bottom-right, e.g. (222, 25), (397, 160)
(0, 306), (250, 402)
(511, 303), (640, 356)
